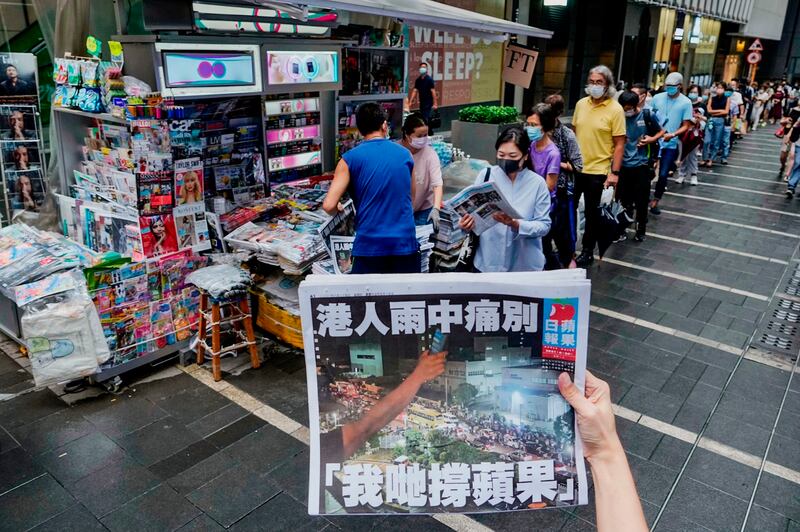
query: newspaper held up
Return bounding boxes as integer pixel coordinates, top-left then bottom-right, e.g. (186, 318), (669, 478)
(446, 181), (522, 236)
(300, 270), (590, 515)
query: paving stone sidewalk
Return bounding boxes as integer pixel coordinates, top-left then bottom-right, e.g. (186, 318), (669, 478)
(0, 128), (797, 531)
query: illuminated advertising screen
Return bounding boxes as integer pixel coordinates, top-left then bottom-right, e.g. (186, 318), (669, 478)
(266, 51), (339, 86)
(162, 51), (256, 88)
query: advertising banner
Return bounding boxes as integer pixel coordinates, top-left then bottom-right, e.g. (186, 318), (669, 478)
(301, 271), (590, 515)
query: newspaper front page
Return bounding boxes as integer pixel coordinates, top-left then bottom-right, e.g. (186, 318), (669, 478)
(300, 271), (590, 515)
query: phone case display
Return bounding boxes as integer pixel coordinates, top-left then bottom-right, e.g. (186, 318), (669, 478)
(264, 95), (323, 184)
(86, 252), (208, 368)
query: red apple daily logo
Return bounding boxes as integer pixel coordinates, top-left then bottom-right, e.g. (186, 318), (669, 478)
(541, 298), (578, 362)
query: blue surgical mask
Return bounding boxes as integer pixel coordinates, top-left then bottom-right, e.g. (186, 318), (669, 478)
(665, 86), (679, 96)
(419, 68), (427, 75)
(688, 92), (699, 100)
(526, 125), (543, 142)
(724, 90), (732, 97)
(586, 84), (606, 99)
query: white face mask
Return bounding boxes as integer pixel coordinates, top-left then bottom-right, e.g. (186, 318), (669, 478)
(587, 84), (606, 99)
(410, 136), (428, 149)
(624, 109), (637, 118)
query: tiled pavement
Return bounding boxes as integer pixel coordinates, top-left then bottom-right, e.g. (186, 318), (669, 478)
(0, 128), (798, 531)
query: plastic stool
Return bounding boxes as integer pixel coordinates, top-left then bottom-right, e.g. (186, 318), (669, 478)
(195, 289), (260, 381)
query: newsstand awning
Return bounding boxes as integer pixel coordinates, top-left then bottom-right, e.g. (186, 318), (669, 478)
(267, 0), (554, 41)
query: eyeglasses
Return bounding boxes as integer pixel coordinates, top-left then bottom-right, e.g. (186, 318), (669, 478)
(587, 80), (606, 86)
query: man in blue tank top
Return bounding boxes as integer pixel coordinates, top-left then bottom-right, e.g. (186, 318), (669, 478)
(322, 103), (420, 274)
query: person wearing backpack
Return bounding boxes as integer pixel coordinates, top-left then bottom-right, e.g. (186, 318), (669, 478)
(618, 91), (665, 242)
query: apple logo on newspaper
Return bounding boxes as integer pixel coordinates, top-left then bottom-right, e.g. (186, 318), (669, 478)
(549, 303), (575, 322)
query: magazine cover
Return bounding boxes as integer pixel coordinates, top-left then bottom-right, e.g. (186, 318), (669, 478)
(300, 272), (590, 516)
(139, 214), (178, 258)
(174, 157), (204, 205)
(174, 203), (211, 252)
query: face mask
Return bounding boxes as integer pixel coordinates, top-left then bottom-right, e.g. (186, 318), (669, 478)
(586, 84), (606, 99)
(645, 95), (653, 105)
(497, 157), (522, 175)
(624, 109), (637, 118)
(526, 126), (543, 142)
(665, 86), (679, 96)
(688, 92), (699, 100)
(419, 68), (427, 75)
(410, 136), (428, 149)
(701, 95), (708, 102)
(724, 91), (732, 97)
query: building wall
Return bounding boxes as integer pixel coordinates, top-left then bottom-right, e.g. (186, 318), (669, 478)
(760, 0), (800, 81)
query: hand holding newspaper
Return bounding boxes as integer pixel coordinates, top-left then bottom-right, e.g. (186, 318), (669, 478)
(446, 181), (522, 235)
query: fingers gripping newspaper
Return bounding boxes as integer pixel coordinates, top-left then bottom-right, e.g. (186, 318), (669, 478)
(446, 181), (521, 235)
(300, 270), (590, 516)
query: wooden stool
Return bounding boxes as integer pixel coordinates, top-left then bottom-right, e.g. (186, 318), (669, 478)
(195, 289), (260, 381)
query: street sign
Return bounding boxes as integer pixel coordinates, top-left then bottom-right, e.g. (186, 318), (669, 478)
(747, 51), (762, 65)
(749, 39), (763, 51)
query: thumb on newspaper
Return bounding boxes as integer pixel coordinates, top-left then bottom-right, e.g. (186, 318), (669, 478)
(557, 372), (592, 412)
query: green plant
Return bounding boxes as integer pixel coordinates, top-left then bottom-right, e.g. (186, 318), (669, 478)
(458, 105), (520, 124)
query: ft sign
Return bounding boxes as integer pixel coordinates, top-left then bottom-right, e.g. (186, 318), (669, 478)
(502, 43), (539, 89)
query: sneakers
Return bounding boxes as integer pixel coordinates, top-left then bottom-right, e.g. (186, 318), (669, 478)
(650, 204), (661, 215)
(690, 175), (698, 186)
(575, 251), (594, 268)
(613, 234), (627, 244)
(787, 189), (795, 199)
(634, 232), (646, 242)
(674, 175), (685, 184)
(721, 159), (728, 165)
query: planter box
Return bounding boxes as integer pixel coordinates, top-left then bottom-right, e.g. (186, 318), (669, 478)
(451, 120), (516, 162)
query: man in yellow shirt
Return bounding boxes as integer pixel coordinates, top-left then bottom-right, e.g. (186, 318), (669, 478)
(572, 65), (626, 268)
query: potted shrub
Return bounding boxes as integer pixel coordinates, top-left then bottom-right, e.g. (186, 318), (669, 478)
(451, 106), (520, 161)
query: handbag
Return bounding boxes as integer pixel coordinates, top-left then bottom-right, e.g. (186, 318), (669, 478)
(428, 109), (442, 129)
(453, 168), (491, 272)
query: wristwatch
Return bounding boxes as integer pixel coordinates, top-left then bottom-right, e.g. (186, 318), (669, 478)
(610, 170), (620, 176)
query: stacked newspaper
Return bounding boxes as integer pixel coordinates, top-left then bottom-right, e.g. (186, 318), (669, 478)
(277, 233), (328, 275)
(431, 206), (468, 271)
(311, 259), (335, 275)
(299, 270), (591, 515)
(416, 224), (435, 273)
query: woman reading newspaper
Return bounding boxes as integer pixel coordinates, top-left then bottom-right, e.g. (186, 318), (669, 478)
(458, 126), (552, 272)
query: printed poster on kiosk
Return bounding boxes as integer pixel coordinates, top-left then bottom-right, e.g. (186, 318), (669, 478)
(300, 272), (590, 515)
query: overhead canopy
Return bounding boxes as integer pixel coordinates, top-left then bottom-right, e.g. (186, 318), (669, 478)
(266, 0), (554, 41)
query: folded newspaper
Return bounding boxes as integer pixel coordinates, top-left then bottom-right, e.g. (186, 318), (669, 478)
(318, 199), (356, 258)
(446, 181), (521, 236)
(300, 270), (590, 515)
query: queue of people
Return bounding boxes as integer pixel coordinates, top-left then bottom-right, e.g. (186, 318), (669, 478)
(323, 66), (787, 277)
